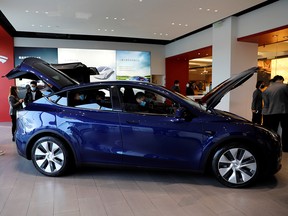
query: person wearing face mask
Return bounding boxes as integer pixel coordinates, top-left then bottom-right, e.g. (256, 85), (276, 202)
(135, 92), (151, 112)
(8, 86), (24, 141)
(72, 92), (86, 106)
(171, 80), (180, 93)
(24, 80), (43, 106)
(251, 80), (265, 124)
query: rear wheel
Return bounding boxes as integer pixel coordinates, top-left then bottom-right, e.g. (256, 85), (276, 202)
(31, 136), (70, 177)
(212, 144), (259, 188)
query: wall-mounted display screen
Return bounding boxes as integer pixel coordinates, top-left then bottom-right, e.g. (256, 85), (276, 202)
(14, 47), (151, 87)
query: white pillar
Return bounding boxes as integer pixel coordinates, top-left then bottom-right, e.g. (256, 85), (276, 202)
(212, 17), (258, 120)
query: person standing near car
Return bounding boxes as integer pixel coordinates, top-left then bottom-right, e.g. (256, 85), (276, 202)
(262, 75), (288, 152)
(8, 86), (24, 142)
(24, 80), (42, 105)
(171, 80), (180, 93)
(251, 80), (265, 124)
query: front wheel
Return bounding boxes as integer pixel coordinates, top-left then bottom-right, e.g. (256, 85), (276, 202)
(31, 136), (71, 177)
(212, 144), (259, 188)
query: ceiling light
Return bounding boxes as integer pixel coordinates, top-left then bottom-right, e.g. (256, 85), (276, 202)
(25, 10), (29, 13)
(214, 10), (218, 12)
(199, 8), (203, 10)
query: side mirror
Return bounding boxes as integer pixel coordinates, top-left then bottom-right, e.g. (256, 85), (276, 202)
(175, 107), (185, 118)
(173, 107), (193, 122)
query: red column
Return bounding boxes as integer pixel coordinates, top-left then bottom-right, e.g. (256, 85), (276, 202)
(165, 57), (189, 95)
(0, 25), (15, 122)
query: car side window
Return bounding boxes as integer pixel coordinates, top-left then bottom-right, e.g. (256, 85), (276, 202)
(68, 87), (112, 111)
(49, 93), (68, 106)
(119, 86), (179, 115)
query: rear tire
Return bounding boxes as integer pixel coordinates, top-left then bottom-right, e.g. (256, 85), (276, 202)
(31, 136), (71, 177)
(212, 143), (259, 188)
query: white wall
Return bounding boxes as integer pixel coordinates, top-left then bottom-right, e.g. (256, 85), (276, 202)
(14, 38), (166, 76)
(165, 28), (213, 58)
(237, 0), (288, 38)
(165, 0), (288, 58)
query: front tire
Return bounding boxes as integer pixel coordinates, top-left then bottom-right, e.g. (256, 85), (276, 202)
(31, 136), (70, 177)
(212, 144), (259, 188)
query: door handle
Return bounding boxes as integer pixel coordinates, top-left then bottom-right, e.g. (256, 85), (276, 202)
(126, 120), (140, 124)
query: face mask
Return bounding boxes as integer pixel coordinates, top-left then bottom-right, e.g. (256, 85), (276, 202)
(140, 101), (146, 107)
(30, 87), (36, 91)
(79, 94), (85, 101)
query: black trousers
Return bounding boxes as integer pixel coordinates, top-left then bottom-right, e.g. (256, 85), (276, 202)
(252, 112), (262, 125)
(263, 113), (288, 152)
(10, 115), (16, 137)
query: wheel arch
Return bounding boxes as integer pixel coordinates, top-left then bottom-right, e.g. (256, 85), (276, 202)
(26, 130), (77, 165)
(201, 135), (262, 174)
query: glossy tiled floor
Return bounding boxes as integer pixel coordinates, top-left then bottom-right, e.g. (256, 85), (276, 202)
(0, 122), (288, 216)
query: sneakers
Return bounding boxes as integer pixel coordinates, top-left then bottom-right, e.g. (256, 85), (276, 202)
(0, 150), (5, 156)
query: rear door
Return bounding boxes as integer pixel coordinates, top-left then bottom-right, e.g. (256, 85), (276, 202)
(52, 85), (123, 164)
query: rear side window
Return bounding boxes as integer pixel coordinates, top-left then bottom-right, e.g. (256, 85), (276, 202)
(49, 93), (67, 106)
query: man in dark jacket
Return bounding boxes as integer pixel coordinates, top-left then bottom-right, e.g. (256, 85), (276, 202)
(251, 80), (264, 124)
(262, 75), (288, 152)
(24, 80), (43, 105)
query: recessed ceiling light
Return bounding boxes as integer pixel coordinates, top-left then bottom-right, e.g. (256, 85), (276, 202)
(25, 10), (29, 13)
(106, 17), (109, 19)
(171, 23), (175, 25)
(206, 9), (210, 11)
(114, 17), (117, 20)
(35, 11), (39, 14)
(199, 8), (202, 10)
(214, 10), (218, 12)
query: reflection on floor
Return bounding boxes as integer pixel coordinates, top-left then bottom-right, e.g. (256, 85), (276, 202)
(0, 122), (288, 216)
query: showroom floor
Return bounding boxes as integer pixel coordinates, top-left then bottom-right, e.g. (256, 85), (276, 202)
(0, 122), (288, 216)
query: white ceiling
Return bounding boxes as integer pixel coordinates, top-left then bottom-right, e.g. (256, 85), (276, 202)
(1, 0), (268, 41)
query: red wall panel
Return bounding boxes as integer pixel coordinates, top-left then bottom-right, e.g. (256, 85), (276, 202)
(0, 25), (14, 122)
(165, 57), (189, 95)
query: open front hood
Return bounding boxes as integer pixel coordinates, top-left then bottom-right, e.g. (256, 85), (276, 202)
(199, 67), (259, 110)
(5, 57), (79, 92)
